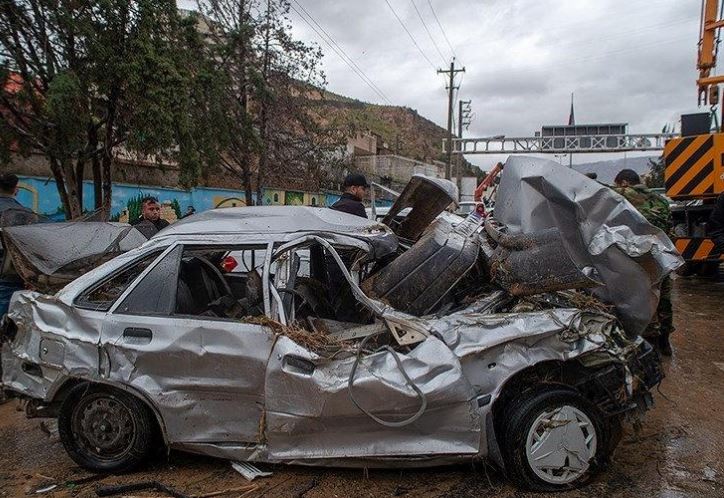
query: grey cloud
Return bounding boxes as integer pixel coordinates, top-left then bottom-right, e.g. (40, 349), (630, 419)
(187, 0), (708, 169)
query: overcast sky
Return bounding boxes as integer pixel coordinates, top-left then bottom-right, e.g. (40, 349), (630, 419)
(186, 0), (704, 168)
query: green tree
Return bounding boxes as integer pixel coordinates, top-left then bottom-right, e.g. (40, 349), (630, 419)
(194, 0), (345, 204)
(0, 1), (205, 219)
(252, 0), (346, 200)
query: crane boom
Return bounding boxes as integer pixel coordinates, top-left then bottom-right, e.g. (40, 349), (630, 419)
(698, 0), (724, 104)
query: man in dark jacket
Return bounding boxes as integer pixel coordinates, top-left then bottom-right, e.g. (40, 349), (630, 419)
(330, 173), (369, 219)
(131, 196), (170, 238)
(0, 173), (31, 318)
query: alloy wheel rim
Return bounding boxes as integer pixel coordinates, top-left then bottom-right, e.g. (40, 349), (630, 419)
(525, 404), (597, 485)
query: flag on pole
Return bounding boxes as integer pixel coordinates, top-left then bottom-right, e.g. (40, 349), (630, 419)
(568, 93), (575, 126)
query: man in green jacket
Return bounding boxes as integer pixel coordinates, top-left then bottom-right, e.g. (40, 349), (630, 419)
(613, 169), (674, 356)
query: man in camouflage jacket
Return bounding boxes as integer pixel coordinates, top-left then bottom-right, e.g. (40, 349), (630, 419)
(613, 169), (674, 356)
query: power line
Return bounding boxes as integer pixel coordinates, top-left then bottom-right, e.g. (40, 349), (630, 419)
(289, 0), (392, 104)
(290, 0), (391, 104)
(426, 0), (456, 60)
(383, 0), (437, 70)
(409, 0), (447, 65)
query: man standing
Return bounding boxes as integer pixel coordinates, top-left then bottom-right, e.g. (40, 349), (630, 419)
(330, 173), (369, 219)
(0, 173), (30, 317)
(613, 169), (674, 356)
(131, 196), (170, 237)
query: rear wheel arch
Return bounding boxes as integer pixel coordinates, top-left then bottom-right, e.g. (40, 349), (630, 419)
(51, 379), (169, 446)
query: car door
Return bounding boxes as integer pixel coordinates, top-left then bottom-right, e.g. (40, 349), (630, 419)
(101, 243), (275, 447)
(262, 237), (482, 461)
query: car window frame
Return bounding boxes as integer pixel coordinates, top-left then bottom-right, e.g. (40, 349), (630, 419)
(102, 243), (180, 314)
(74, 247), (170, 312)
(110, 242), (275, 323)
(114, 244), (184, 316)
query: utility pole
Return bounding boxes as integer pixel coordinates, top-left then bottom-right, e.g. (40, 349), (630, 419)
(438, 59), (465, 179)
(456, 99), (472, 187)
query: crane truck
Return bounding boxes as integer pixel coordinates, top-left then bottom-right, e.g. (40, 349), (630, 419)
(663, 0), (724, 273)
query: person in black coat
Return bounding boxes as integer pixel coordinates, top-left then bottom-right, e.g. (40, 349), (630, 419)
(330, 173), (369, 219)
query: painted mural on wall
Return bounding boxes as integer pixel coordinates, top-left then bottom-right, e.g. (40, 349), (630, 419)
(13, 176), (389, 223)
(284, 190), (305, 206)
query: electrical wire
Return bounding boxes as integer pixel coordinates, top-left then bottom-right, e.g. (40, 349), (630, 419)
(426, 0), (456, 60)
(409, 0), (447, 65)
(347, 331), (428, 428)
(383, 0), (438, 70)
(289, 1), (392, 104)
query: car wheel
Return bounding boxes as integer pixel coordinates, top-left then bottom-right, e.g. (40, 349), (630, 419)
(58, 383), (158, 473)
(500, 386), (610, 492)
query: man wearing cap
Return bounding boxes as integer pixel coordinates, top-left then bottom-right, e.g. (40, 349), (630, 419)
(330, 173), (369, 219)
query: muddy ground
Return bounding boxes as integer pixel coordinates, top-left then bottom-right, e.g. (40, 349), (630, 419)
(1, 276), (722, 498)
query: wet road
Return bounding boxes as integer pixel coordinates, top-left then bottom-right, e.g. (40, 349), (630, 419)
(1, 276), (722, 498)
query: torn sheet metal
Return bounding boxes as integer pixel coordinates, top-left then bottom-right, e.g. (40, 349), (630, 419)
(382, 175), (458, 241)
(1, 222), (146, 290)
(263, 335), (481, 461)
(493, 156), (683, 335)
(230, 461), (273, 480)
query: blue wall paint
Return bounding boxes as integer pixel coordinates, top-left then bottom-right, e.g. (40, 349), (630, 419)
(15, 176), (393, 219)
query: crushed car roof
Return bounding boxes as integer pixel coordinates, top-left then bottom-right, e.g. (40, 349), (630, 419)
(153, 206), (384, 240)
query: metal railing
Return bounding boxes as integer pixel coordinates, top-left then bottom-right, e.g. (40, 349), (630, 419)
(444, 133), (678, 155)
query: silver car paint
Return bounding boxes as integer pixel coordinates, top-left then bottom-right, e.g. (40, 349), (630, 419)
(1, 168), (670, 467)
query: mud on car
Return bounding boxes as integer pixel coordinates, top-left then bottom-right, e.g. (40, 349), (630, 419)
(1, 160), (679, 492)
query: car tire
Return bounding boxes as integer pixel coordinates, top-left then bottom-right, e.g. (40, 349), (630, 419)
(57, 383), (158, 473)
(500, 386), (611, 492)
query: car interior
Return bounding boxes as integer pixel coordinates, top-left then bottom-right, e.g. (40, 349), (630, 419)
(173, 243), (373, 326)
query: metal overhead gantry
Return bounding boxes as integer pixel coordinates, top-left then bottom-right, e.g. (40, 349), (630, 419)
(445, 132), (677, 155)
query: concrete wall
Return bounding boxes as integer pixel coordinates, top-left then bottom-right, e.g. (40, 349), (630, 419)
(15, 176), (390, 221)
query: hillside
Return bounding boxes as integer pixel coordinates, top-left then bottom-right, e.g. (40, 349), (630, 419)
(320, 90), (481, 176)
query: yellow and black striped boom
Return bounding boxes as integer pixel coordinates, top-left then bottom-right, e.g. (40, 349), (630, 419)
(664, 133), (724, 199)
(675, 237), (724, 261)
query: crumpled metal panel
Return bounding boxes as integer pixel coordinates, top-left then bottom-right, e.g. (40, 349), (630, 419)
(101, 314), (275, 445)
(158, 206), (386, 239)
(494, 156), (683, 335)
(1, 291), (102, 400)
(381, 175), (458, 241)
(263, 335), (481, 460)
(2, 222), (146, 279)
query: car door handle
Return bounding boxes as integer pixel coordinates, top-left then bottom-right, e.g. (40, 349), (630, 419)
(283, 355), (315, 375)
(123, 327), (153, 340)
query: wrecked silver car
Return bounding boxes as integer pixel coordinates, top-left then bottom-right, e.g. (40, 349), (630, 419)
(1, 159), (680, 492)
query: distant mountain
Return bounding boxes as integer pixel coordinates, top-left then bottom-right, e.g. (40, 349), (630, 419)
(573, 156), (657, 184)
(318, 90), (481, 177)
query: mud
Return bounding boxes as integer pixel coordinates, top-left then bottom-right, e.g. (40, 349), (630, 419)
(1, 276), (722, 498)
